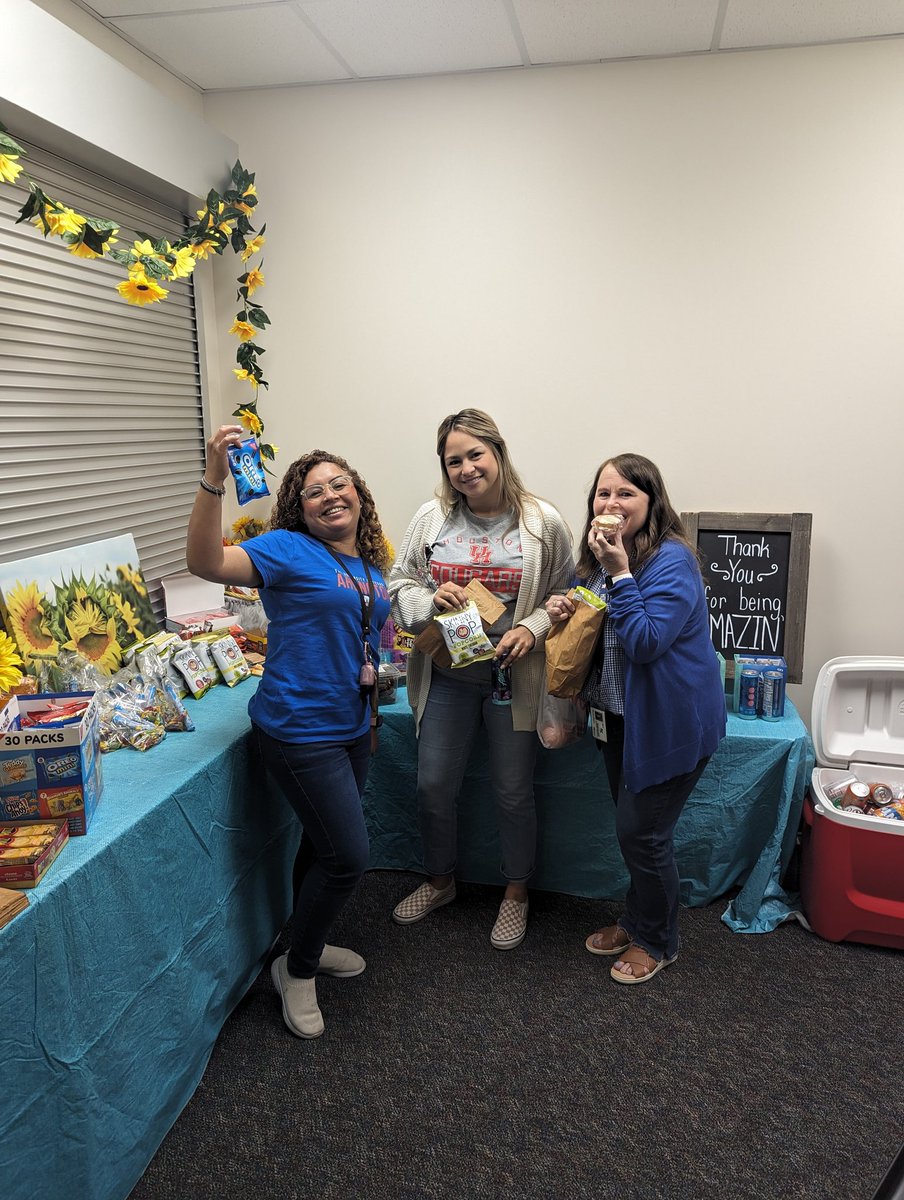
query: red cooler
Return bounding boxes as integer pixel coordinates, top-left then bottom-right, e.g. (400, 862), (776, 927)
(801, 655), (904, 949)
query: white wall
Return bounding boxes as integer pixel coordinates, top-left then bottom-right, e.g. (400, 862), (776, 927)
(204, 41), (904, 723)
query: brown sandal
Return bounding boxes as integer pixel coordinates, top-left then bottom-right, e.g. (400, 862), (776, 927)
(610, 943), (678, 984)
(584, 924), (631, 956)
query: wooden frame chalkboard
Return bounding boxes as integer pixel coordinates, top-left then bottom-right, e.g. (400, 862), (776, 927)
(680, 512), (812, 685)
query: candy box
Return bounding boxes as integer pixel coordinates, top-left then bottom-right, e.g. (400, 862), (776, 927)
(802, 656), (904, 949)
(0, 692), (103, 836)
(0, 820), (69, 888)
(161, 571), (233, 634)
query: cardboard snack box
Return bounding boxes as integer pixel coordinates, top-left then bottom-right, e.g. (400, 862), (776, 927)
(0, 819), (69, 888)
(0, 692), (103, 835)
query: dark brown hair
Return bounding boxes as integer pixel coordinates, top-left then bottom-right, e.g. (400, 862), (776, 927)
(270, 449), (392, 572)
(576, 452), (699, 580)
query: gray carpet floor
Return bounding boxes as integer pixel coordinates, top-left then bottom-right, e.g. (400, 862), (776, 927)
(129, 870), (903, 1200)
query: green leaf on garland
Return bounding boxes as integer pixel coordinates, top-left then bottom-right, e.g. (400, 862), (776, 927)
(205, 188), (220, 212)
(260, 443), (276, 461)
(247, 308), (270, 330)
(230, 227), (246, 253)
(0, 131), (25, 156)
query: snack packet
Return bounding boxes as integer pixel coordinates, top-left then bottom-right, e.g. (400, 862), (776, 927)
(434, 602), (495, 668)
(227, 437), (271, 506)
(172, 645), (216, 699)
(208, 633), (251, 687)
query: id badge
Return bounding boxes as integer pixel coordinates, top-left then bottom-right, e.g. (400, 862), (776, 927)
(590, 707), (608, 743)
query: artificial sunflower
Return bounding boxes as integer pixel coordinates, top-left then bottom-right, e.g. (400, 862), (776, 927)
(0, 154), (24, 185)
(117, 271), (168, 306)
(233, 368), (260, 390)
(4, 581), (58, 664)
(190, 239), (219, 261)
(241, 235), (265, 262)
(235, 183), (257, 216)
(244, 267), (265, 295)
(237, 407), (263, 436)
(168, 245), (197, 279)
(69, 240), (103, 260)
(229, 319), (256, 342)
(43, 206), (86, 236)
(0, 630), (25, 693)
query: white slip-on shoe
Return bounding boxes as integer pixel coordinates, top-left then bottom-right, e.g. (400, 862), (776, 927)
(317, 944), (366, 977)
(392, 880), (457, 925)
(271, 953), (325, 1038)
(490, 897), (529, 950)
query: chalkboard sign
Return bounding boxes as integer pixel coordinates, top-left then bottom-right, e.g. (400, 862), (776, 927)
(680, 512), (812, 685)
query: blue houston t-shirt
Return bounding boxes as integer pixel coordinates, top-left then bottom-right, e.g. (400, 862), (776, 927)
(243, 529), (389, 743)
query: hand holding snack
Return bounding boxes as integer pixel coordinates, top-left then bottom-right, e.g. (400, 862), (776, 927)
(588, 513), (629, 575)
(432, 581), (470, 612)
(204, 425), (244, 491)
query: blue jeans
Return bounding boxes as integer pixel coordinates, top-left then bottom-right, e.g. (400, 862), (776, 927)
(252, 723), (371, 978)
(598, 713), (709, 961)
(416, 663), (538, 882)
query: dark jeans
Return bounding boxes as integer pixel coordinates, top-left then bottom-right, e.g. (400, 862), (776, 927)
(252, 723), (371, 978)
(416, 663), (539, 882)
(598, 713), (709, 961)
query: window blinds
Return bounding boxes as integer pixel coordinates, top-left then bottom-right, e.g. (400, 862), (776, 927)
(0, 140), (206, 617)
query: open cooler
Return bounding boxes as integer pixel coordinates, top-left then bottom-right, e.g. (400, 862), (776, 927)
(801, 655), (904, 949)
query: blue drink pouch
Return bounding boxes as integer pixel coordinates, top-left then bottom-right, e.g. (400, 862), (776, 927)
(227, 437), (271, 506)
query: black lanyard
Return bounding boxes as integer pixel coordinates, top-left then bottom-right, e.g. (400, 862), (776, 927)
(319, 541), (376, 669)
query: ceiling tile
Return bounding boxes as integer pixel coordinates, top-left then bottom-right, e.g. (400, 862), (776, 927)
(296, 0), (523, 77)
(108, 3), (351, 88)
(720, 0), (904, 48)
(512, 0), (722, 63)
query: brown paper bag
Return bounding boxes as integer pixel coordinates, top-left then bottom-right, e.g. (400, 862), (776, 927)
(413, 578), (506, 669)
(545, 589), (606, 698)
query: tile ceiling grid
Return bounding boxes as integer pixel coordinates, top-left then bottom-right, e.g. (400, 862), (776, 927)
(70, 0), (904, 92)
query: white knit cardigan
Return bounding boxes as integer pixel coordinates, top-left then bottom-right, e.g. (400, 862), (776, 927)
(388, 497), (574, 733)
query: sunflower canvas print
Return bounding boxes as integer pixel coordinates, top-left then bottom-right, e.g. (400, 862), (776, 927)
(0, 535), (158, 677)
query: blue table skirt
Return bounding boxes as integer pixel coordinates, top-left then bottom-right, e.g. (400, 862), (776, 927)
(0, 681), (296, 1200)
(363, 687), (814, 933)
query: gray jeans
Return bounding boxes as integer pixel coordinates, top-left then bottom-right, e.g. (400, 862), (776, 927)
(415, 662), (538, 882)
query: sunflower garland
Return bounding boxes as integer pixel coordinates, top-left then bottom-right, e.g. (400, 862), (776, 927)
(0, 119), (277, 469)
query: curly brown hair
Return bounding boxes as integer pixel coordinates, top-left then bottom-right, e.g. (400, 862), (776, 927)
(269, 449), (392, 573)
(576, 453), (699, 580)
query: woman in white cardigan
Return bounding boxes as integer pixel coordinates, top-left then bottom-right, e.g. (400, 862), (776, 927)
(389, 409), (573, 949)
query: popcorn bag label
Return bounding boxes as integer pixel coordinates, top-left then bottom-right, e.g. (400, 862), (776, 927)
(434, 602), (495, 667)
(227, 438), (271, 506)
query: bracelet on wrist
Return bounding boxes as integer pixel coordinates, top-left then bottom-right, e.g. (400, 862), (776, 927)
(199, 476), (226, 497)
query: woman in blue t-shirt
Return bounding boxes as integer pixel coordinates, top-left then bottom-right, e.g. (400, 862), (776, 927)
(546, 453), (726, 985)
(187, 424), (391, 1039)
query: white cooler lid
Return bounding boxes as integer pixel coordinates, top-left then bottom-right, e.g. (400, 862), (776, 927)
(811, 656), (904, 769)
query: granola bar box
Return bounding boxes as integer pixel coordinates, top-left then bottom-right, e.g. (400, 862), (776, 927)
(0, 820), (69, 888)
(0, 692), (103, 836)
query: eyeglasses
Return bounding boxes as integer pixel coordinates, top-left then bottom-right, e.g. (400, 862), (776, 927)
(300, 474), (354, 502)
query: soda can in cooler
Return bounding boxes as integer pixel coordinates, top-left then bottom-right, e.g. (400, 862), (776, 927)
(737, 668), (759, 719)
(761, 669), (785, 721)
(823, 773), (859, 803)
(842, 782), (871, 813)
(491, 660), (512, 705)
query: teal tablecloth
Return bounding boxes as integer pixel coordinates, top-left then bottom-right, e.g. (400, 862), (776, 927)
(363, 688), (814, 932)
(0, 680), (296, 1200)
